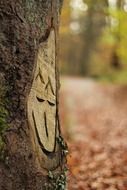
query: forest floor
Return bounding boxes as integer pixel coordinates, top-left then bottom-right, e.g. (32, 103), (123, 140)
(60, 77), (127, 190)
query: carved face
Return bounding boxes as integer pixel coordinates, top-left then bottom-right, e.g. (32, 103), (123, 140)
(27, 30), (56, 153)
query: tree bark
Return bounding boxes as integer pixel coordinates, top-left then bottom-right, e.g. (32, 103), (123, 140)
(0, 0), (67, 189)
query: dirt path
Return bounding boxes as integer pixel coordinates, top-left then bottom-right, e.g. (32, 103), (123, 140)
(60, 77), (127, 190)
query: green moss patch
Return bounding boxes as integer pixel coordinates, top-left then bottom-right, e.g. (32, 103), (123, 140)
(0, 79), (9, 152)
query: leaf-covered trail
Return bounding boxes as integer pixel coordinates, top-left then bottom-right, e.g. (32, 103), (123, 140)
(60, 77), (127, 190)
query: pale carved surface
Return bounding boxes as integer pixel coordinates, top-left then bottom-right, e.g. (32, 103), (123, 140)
(27, 30), (58, 154)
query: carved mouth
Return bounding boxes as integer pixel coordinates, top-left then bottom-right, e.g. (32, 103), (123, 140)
(44, 111), (48, 138)
(32, 110), (56, 155)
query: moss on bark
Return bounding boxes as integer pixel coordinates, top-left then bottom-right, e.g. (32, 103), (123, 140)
(0, 79), (9, 151)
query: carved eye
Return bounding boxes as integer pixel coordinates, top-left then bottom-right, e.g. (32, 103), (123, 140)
(36, 96), (45, 103)
(47, 101), (55, 106)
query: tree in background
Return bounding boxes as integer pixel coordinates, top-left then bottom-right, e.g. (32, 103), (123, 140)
(79, 0), (108, 75)
(60, 0), (109, 76)
(0, 0), (67, 189)
(60, 0), (127, 83)
(99, 0), (127, 82)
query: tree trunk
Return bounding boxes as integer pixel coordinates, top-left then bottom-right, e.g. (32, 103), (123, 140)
(0, 0), (67, 189)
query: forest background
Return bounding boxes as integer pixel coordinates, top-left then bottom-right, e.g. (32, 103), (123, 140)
(60, 0), (127, 83)
(59, 1), (127, 189)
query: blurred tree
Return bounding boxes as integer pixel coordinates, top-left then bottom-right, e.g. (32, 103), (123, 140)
(79, 0), (108, 76)
(60, 0), (109, 76)
(110, 0), (122, 69)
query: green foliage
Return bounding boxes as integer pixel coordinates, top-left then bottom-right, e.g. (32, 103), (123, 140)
(86, 0), (127, 83)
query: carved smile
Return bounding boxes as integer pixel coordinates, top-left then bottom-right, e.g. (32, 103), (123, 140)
(32, 110), (56, 155)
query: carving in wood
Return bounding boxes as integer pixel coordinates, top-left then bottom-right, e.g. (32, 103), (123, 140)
(27, 30), (58, 156)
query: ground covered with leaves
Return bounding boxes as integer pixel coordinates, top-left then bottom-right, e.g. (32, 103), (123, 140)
(60, 77), (127, 190)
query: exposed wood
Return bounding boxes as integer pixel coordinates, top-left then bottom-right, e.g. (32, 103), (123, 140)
(27, 29), (60, 170)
